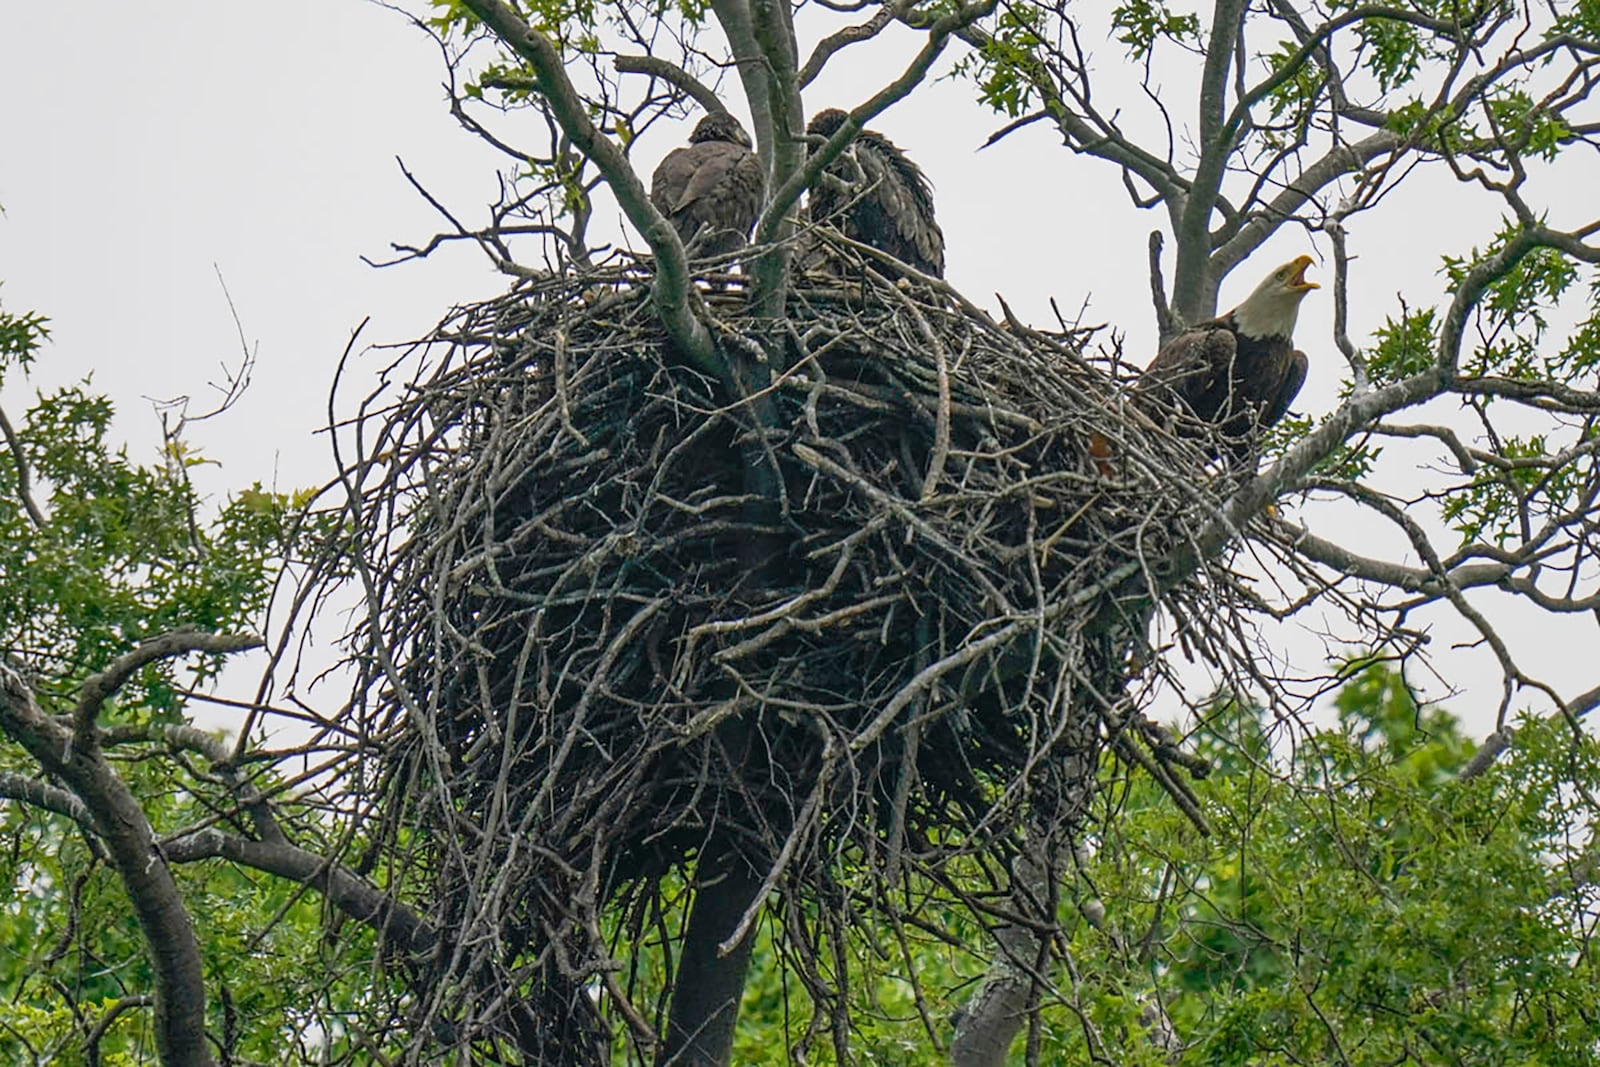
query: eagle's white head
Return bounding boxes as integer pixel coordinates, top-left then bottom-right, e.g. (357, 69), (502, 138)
(1230, 255), (1319, 340)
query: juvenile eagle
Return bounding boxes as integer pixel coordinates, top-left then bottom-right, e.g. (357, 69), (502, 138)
(1133, 255), (1318, 461)
(649, 112), (765, 260)
(806, 108), (945, 278)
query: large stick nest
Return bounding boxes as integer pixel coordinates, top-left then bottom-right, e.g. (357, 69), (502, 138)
(338, 249), (1235, 1051)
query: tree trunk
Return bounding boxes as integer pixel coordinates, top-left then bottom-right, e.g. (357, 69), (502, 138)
(948, 838), (1054, 1067)
(656, 838), (762, 1066)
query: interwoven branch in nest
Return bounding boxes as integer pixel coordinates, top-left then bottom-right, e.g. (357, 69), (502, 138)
(337, 249), (1244, 1051)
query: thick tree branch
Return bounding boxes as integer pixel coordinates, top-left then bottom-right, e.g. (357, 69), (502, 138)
(1198, 0), (1247, 149)
(0, 770), (93, 827)
(162, 828), (438, 958)
(73, 629), (262, 744)
(655, 841), (762, 1067)
(1272, 518), (1509, 597)
(1456, 730), (1514, 780)
(746, 0), (806, 315)
(711, 0), (775, 168)
(459, 0), (721, 376)
(613, 54), (727, 118)
(951, 819), (1075, 1067)
(1169, 0), (1250, 321)
(0, 661), (217, 1066)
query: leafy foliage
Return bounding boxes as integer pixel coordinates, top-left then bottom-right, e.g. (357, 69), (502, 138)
(951, 4), (1049, 118)
(728, 665), (1600, 1064)
(0, 291), (358, 1060)
(1111, 0), (1199, 57)
(1366, 305), (1438, 384)
(1086, 669), (1600, 1064)
(0, 295), (49, 364)
(0, 313), (314, 707)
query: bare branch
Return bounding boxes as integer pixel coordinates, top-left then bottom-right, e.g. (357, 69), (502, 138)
(1322, 212), (1367, 390)
(947, 20), (1188, 206)
(162, 828), (437, 958)
(613, 54), (727, 117)
(1147, 230), (1182, 344)
(712, 0), (775, 165)
(798, 0), (913, 87)
(1210, 129), (1403, 280)
(72, 628), (262, 744)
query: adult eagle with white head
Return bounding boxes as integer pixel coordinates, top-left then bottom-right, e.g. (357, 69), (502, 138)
(1134, 255), (1319, 461)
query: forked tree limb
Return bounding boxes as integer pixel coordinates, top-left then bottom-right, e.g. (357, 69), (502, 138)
(73, 629), (261, 745)
(0, 662), (216, 1067)
(760, 1), (998, 253)
(458, 0), (722, 377)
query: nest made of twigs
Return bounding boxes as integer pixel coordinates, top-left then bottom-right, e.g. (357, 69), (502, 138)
(339, 246), (1236, 1050)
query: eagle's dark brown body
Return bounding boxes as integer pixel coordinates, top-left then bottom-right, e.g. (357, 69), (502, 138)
(806, 109), (945, 278)
(1133, 256), (1317, 461)
(1136, 315), (1309, 445)
(650, 112), (765, 260)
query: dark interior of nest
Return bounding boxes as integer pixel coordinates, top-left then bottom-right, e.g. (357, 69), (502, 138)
(369, 251), (1228, 922)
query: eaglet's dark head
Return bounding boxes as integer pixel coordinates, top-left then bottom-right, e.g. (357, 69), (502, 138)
(690, 111), (752, 148)
(806, 108), (850, 139)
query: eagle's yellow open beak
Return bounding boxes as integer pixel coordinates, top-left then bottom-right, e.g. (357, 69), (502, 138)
(1287, 255), (1319, 291)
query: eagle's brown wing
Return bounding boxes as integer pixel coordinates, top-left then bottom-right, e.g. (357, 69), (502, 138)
(854, 131), (944, 276)
(650, 142), (765, 256)
(1260, 347), (1308, 427)
(1134, 323), (1237, 425)
(650, 147), (699, 220)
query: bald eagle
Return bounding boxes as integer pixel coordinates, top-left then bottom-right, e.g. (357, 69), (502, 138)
(649, 112), (765, 261)
(1133, 255), (1318, 462)
(806, 108), (945, 278)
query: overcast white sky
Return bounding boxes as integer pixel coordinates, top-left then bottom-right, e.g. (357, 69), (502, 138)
(2, 2), (1594, 741)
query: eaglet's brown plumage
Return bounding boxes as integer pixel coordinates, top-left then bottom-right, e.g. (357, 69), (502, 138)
(649, 111), (765, 260)
(806, 108), (945, 278)
(1132, 255), (1318, 462)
